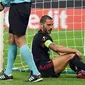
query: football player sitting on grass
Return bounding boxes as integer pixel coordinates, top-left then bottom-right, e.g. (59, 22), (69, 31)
(31, 15), (85, 78)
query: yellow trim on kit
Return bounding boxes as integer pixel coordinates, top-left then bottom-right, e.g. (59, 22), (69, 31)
(45, 40), (52, 47)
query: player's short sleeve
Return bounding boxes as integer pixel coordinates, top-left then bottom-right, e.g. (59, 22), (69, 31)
(41, 34), (53, 48)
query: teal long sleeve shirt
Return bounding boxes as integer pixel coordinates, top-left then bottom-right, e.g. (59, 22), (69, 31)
(2, 0), (31, 6)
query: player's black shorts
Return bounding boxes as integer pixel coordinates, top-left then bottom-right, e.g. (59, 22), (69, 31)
(9, 2), (31, 36)
(37, 60), (61, 77)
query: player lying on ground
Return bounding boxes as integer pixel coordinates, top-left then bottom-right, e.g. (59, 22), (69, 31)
(31, 15), (85, 78)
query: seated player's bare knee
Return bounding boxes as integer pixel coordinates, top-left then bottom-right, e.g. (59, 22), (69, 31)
(63, 53), (75, 60)
(68, 53), (75, 59)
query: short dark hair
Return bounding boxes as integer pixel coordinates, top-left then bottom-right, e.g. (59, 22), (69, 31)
(40, 15), (52, 24)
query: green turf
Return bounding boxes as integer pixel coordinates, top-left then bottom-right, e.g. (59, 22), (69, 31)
(4, 30), (84, 70)
(2, 30), (85, 85)
(0, 71), (85, 85)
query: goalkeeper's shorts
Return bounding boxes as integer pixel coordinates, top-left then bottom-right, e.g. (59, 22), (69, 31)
(9, 2), (31, 36)
(37, 60), (61, 77)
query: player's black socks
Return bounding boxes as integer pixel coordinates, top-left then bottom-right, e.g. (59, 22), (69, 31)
(70, 54), (85, 71)
(69, 62), (78, 72)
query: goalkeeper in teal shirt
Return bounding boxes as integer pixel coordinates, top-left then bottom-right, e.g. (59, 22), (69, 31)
(0, 0), (43, 82)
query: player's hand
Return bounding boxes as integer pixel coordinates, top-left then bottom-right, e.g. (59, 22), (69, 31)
(0, 2), (4, 12)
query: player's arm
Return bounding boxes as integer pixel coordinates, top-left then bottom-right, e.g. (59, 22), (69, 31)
(0, 0), (13, 11)
(44, 40), (82, 56)
(2, 0), (12, 5)
(0, 0), (4, 11)
(0, 0), (12, 9)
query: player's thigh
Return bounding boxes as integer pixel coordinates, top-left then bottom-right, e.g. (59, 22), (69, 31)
(8, 33), (15, 44)
(52, 54), (75, 73)
(14, 35), (26, 47)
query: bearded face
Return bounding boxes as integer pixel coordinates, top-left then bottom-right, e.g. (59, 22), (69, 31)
(42, 19), (53, 34)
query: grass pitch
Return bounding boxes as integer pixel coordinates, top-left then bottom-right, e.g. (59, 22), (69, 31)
(2, 30), (85, 85)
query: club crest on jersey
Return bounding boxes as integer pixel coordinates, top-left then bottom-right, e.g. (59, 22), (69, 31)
(42, 36), (47, 41)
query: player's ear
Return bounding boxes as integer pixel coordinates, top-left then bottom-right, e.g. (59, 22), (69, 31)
(40, 23), (43, 28)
